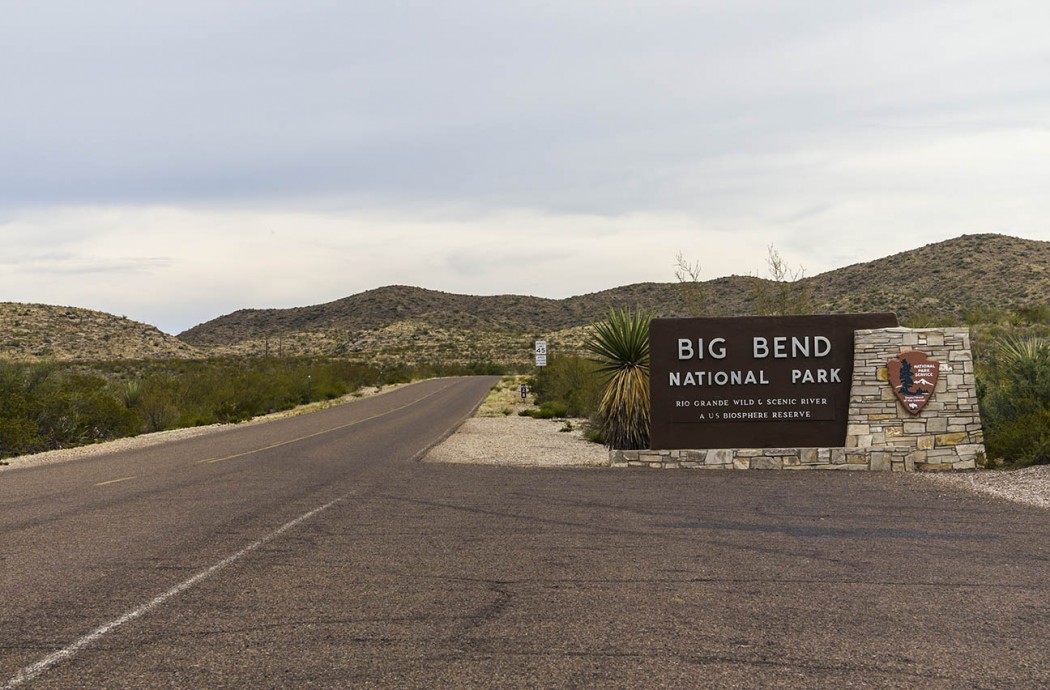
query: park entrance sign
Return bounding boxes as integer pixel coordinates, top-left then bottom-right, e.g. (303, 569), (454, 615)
(650, 314), (899, 449)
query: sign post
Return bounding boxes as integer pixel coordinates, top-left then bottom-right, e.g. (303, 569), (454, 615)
(534, 340), (547, 367)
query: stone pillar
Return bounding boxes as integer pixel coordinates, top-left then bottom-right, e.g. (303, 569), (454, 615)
(847, 328), (984, 471)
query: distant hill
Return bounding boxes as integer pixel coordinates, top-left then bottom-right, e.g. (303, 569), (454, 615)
(3, 233), (1046, 365)
(805, 233), (1050, 315)
(0, 304), (200, 361)
(178, 233), (1050, 365)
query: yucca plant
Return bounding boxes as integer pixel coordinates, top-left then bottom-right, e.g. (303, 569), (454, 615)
(995, 334), (1049, 370)
(584, 307), (652, 450)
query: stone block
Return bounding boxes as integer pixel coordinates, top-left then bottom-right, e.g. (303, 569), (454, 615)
(917, 436), (935, 450)
(870, 452), (891, 471)
(936, 432), (968, 446)
(831, 448), (847, 464)
(709, 449), (734, 464)
(682, 449), (707, 462)
(732, 457), (750, 470)
(801, 448), (818, 463)
(847, 424), (870, 436)
(903, 422), (926, 434)
(925, 417), (948, 433)
(751, 457), (782, 470)
(845, 451), (869, 464)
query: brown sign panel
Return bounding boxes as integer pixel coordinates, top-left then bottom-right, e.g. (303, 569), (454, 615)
(887, 350), (939, 415)
(650, 313), (898, 449)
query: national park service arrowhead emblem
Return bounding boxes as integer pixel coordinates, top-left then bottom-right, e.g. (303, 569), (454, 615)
(887, 350), (939, 415)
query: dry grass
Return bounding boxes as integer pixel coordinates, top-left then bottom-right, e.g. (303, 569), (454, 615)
(475, 375), (533, 417)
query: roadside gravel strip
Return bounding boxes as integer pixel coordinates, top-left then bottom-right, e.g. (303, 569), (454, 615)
(423, 416), (608, 467)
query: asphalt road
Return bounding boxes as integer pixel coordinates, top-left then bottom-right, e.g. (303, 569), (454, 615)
(2, 376), (1048, 688)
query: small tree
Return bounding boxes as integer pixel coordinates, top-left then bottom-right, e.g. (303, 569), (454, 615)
(751, 244), (812, 316)
(584, 307), (652, 450)
(673, 251), (705, 316)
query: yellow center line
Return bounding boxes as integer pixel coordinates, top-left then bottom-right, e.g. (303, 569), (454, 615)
(195, 385), (450, 465)
(96, 476), (136, 487)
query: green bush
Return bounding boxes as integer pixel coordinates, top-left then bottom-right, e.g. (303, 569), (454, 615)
(978, 334), (1050, 467)
(529, 355), (603, 418)
(519, 401), (569, 419)
(0, 357), (500, 459)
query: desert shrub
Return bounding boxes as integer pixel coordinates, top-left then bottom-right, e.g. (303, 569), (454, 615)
(0, 356), (501, 459)
(0, 362), (138, 456)
(530, 355), (604, 418)
(978, 334), (1050, 466)
(1012, 303), (1050, 325)
(519, 401), (569, 419)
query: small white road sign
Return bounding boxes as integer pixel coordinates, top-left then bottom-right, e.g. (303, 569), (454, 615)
(535, 340), (547, 367)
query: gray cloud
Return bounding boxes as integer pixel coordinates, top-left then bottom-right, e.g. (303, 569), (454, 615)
(1, 1), (1049, 331)
(4, 0), (1047, 214)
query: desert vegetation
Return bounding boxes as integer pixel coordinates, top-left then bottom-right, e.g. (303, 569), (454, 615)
(0, 357), (496, 459)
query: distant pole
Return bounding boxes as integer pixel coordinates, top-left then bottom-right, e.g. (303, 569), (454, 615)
(307, 375), (312, 402)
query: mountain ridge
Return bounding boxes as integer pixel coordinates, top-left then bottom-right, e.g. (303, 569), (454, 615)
(2, 233), (1047, 364)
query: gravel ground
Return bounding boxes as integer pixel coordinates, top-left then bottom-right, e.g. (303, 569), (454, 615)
(423, 416), (608, 467)
(425, 415), (1050, 509)
(920, 463), (1050, 509)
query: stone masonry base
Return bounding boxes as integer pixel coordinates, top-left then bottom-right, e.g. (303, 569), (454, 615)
(609, 446), (976, 472)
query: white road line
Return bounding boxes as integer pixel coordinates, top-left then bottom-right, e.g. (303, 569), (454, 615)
(3, 496), (346, 689)
(95, 476), (135, 486)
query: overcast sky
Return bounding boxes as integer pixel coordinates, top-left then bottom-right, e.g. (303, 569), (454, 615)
(3, 0), (1049, 334)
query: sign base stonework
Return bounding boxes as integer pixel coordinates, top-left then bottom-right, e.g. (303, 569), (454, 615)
(612, 327), (984, 471)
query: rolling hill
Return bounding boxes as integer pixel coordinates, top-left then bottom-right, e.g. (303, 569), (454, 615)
(177, 233), (1050, 365)
(2, 233), (1047, 365)
(0, 304), (201, 361)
